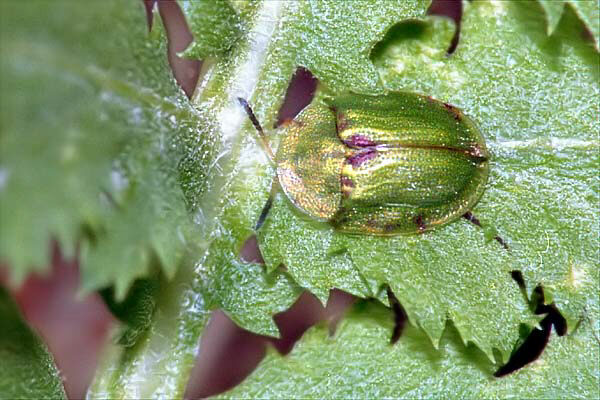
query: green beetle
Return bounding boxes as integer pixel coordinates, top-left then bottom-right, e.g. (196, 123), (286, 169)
(239, 92), (503, 244)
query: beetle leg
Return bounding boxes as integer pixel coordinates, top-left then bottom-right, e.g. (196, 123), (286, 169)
(414, 215), (427, 233)
(462, 211), (509, 250)
(255, 178), (280, 231)
(237, 97), (276, 163)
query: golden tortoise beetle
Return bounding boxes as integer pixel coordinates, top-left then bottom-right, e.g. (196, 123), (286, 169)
(239, 92), (506, 247)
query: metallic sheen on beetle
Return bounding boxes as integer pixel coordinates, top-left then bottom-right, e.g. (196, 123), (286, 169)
(241, 92), (489, 235)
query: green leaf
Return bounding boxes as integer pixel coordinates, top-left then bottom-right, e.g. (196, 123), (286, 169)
(219, 298), (600, 399)
(539, 0), (599, 48)
(0, 0), (213, 296)
(81, 165), (191, 300)
(179, 0), (244, 59)
(100, 275), (161, 347)
(4, 0), (598, 397)
(0, 287), (66, 399)
(89, 264), (210, 399)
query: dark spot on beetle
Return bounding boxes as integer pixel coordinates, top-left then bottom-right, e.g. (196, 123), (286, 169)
(337, 113), (349, 132)
(414, 215), (426, 232)
(366, 219), (378, 228)
(340, 176), (354, 197)
(340, 175), (354, 188)
(344, 134), (377, 148)
(443, 102), (462, 121)
(346, 148), (378, 167)
(384, 223), (396, 233)
(468, 144), (488, 163)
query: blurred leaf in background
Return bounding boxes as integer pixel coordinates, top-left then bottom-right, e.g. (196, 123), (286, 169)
(0, 287), (66, 399)
(0, 0), (211, 299)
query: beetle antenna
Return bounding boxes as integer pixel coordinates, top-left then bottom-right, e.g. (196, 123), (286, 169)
(237, 97), (275, 162)
(255, 178), (280, 231)
(462, 212), (509, 250)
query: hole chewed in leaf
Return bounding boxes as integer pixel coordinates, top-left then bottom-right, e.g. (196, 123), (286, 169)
(157, 1), (201, 99)
(274, 67), (318, 128)
(270, 292), (326, 355)
(239, 235), (265, 265)
(184, 289), (359, 398)
(184, 310), (268, 399)
(427, 0), (463, 54)
(326, 289), (357, 335)
(494, 275), (569, 377)
(2, 243), (115, 399)
(494, 319), (551, 378)
(143, 0), (157, 32)
(386, 285), (408, 344)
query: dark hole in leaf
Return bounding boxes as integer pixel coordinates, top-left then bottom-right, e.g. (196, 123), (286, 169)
(510, 270), (526, 288)
(427, 0), (463, 54)
(274, 67), (318, 128)
(326, 289), (357, 336)
(386, 285), (407, 344)
(142, 0), (157, 32)
(184, 289), (357, 398)
(239, 235), (265, 264)
(494, 276), (568, 377)
(184, 310), (268, 399)
(156, 1), (201, 99)
(2, 243), (115, 399)
(494, 316), (552, 378)
(270, 292), (326, 354)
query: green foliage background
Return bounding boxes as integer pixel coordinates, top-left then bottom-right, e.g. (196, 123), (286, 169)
(0, 0), (598, 398)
